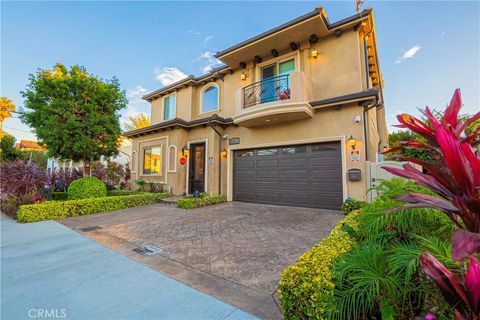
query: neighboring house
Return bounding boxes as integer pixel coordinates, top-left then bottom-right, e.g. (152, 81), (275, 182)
(123, 6), (388, 209)
(47, 138), (132, 171)
(15, 140), (44, 151)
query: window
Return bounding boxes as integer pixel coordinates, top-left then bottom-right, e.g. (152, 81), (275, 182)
(282, 146), (306, 154)
(236, 150), (254, 157)
(168, 145), (177, 172)
(202, 85), (219, 113)
(163, 95), (176, 121)
(143, 147), (161, 174)
(257, 148), (278, 156)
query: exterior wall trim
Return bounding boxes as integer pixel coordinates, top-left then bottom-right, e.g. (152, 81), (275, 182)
(134, 135), (169, 185)
(168, 145), (177, 173)
(226, 135), (347, 202)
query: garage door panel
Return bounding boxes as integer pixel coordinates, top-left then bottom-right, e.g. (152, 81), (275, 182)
(256, 170), (279, 178)
(233, 142), (343, 209)
(257, 159), (279, 167)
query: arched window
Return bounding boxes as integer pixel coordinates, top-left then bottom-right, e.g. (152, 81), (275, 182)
(202, 85), (219, 113)
(168, 145), (177, 172)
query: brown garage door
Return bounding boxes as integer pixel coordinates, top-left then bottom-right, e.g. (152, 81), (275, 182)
(233, 142), (343, 210)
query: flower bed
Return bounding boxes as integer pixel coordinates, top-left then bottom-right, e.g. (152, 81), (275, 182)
(278, 211), (360, 319)
(177, 194), (227, 209)
(17, 193), (169, 223)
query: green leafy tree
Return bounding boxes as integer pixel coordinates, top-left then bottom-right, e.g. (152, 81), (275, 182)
(21, 64), (128, 175)
(0, 133), (22, 161)
(387, 130), (435, 163)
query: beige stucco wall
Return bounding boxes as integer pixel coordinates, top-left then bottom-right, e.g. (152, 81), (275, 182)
(131, 102), (373, 201)
(149, 28), (368, 125)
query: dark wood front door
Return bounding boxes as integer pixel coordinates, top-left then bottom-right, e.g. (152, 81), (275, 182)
(189, 143), (205, 194)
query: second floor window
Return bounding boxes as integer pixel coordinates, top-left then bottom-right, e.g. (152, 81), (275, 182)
(164, 95), (176, 121)
(202, 85), (219, 113)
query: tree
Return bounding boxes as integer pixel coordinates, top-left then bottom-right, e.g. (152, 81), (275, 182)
(124, 113), (150, 131)
(387, 130), (435, 163)
(0, 97), (16, 131)
(0, 133), (22, 161)
(21, 63), (128, 175)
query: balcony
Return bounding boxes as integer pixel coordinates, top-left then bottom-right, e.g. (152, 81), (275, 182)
(233, 71), (313, 127)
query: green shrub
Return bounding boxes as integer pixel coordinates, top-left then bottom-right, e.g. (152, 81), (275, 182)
(17, 193), (168, 223)
(52, 192), (68, 201)
(106, 190), (142, 197)
(340, 198), (366, 215)
(177, 194), (226, 209)
(278, 211), (360, 319)
(67, 177), (107, 200)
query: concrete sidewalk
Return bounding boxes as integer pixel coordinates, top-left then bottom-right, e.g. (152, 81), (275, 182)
(1, 218), (258, 320)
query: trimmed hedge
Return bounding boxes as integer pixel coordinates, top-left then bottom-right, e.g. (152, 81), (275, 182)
(177, 194), (227, 209)
(106, 190), (142, 197)
(17, 193), (167, 223)
(67, 177), (107, 200)
(278, 211), (360, 319)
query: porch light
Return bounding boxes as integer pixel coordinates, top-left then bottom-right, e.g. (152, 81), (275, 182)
(348, 135), (357, 150)
(221, 149), (227, 158)
(241, 72), (247, 81)
(311, 48), (318, 59)
(182, 145), (189, 157)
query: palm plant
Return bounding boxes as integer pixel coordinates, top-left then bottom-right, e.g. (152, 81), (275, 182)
(123, 113), (150, 131)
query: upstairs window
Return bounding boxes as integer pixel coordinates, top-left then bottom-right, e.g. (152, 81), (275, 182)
(163, 95), (176, 121)
(202, 85), (219, 113)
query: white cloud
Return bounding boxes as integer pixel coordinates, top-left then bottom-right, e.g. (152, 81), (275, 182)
(127, 85), (148, 99)
(203, 35), (213, 47)
(154, 67), (188, 86)
(197, 51), (222, 74)
(188, 30), (202, 36)
(395, 45), (421, 64)
(440, 31), (447, 37)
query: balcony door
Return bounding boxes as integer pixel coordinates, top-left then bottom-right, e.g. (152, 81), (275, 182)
(261, 58), (295, 103)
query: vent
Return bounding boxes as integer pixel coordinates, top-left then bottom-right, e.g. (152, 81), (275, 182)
(79, 226), (102, 232)
(133, 245), (162, 256)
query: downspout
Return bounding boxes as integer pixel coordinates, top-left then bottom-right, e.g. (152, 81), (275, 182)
(208, 121), (223, 195)
(362, 23), (375, 161)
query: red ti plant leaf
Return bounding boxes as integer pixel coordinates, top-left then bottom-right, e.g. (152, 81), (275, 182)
(451, 229), (480, 261)
(419, 252), (471, 319)
(465, 256), (480, 315)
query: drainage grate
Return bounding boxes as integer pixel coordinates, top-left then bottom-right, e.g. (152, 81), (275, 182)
(133, 245), (162, 256)
(79, 226), (102, 232)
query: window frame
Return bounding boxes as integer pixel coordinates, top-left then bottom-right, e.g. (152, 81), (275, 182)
(142, 145), (162, 176)
(200, 83), (220, 115)
(163, 94), (176, 121)
(255, 51), (300, 81)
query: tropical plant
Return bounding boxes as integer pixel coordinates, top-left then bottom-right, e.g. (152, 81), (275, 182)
(382, 89), (480, 319)
(21, 63), (128, 175)
(330, 179), (457, 320)
(387, 130), (435, 164)
(123, 113), (150, 131)
(0, 160), (46, 217)
(382, 89), (480, 260)
(0, 97), (16, 130)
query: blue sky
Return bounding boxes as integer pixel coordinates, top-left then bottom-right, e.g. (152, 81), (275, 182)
(1, 1), (479, 141)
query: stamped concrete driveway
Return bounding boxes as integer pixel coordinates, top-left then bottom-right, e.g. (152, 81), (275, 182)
(60, 202), (342, 319)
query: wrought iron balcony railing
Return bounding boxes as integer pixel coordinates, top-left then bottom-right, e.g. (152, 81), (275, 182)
(243, 74), (290, 108)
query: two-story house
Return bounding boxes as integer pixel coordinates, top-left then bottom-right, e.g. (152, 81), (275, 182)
(124, 6), (388, 210)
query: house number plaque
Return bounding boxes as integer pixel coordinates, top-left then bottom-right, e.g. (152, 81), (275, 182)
(229, 137), (240, 145)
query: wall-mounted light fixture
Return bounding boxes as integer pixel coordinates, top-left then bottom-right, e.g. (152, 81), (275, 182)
(241, 72), (247, 81)
(348, 135), (357, 150)
(311, 48), (318, 59)
(181, 145), (189, 157)
(221, 149), (228, 158)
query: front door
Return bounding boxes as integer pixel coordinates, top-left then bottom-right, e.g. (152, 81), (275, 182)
(188, 143), (205, 194)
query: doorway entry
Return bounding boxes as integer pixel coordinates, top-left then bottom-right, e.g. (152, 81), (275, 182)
(188, 143), (206, 194)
